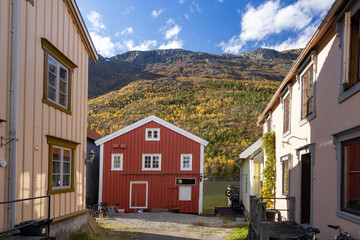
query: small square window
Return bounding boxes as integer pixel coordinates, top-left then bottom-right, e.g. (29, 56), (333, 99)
(145, 128), (160, 141)
(180, 154), (192, 171)
(111, 153), (123, 171)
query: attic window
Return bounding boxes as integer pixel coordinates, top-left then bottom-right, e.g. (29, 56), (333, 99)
(145, 128), (160, 141)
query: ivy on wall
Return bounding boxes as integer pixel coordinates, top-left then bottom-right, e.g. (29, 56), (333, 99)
(261, 131), (276, 209)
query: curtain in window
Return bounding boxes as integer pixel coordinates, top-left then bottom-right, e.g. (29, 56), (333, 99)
(343, 140), (360, 213)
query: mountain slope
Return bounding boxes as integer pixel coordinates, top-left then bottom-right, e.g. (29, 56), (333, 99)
(87, 48), (300, 178)
(88, 48), (300, 98)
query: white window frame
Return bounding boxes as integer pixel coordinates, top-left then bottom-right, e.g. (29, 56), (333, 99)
(142, 154), (161, 171)
(111, 153), (123, 171)
(180, 154), (192, 171)
(145, 128), (160, 141)
(179, 186), (192, 201)
(47, 55), (69, 109)
(52, 145), (72, 190)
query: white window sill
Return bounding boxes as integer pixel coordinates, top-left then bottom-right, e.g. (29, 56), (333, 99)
(111, 169), (123, 171)
(142, 169), (161, 171)
(338, 81), (360, 103)
(336, 210), (360, 224)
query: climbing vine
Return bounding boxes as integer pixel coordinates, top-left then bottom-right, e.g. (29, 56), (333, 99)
(261, 131), (276, 209)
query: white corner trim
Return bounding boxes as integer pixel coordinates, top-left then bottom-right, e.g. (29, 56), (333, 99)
(95, 115), (209, 146)
(198, 145), (204, 214)
(98, 144), (104, 205)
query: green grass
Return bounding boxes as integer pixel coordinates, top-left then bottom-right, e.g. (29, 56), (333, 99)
(225, 226), (249, 240)
(203, 180), (239, 214)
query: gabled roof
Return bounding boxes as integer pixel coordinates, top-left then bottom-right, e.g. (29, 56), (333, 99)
(95, 115), (209, 146)
(239, 138), (262, 159)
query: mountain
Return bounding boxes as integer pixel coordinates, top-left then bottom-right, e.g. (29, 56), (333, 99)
(87, 48), (300, 178)
(88, 48), (300, 98)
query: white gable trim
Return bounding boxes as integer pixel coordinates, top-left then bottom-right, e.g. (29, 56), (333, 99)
(95, 115), (209, 146)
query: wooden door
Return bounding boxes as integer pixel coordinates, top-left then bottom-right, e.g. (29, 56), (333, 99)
(301, 153), (311, 224)
(130, 182), (148, 209)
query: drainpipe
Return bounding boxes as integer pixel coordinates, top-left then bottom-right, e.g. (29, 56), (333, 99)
(9, 0), (19, 229)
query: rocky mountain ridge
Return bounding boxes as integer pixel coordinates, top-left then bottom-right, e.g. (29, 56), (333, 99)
(88, 48), (301, 98)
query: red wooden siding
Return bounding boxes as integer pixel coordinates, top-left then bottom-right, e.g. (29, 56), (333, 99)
(101, 121), (202, 213)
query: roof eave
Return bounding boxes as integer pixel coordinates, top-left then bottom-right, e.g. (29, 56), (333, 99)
(257, 0), (344, 126)
(66, 0), (98, 62)
(95, 115), (209, 146)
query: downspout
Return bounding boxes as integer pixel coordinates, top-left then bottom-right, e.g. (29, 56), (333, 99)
(9, 0), (20, 229)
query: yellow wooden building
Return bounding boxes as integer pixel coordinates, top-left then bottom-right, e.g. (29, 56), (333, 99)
(0, 0), (97, 238)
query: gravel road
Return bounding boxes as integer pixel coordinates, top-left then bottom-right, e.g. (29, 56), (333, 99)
(97, 212), (246, 240)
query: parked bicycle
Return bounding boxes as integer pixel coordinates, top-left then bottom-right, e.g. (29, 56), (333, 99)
(86, 203), (100, 217)
(328, 225), (352, 240)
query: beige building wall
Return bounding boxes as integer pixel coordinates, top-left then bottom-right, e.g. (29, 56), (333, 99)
(263, 25), (360, 239)
(0, 0), (97, 232)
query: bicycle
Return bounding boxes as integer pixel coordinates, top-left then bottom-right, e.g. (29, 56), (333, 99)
(299, 227), (320, 240)
(327, 225), (352, 240)
(86, 203), (100, 217)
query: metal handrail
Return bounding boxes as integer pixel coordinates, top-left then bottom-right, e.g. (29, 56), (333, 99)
(0, 195), (51, 237)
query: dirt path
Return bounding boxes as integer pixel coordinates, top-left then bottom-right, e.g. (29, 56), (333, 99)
(97, 212), (246, 240)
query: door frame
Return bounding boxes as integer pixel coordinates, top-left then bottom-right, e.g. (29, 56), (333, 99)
(297, 144), (315, 226)
(129, 181), (148, 209)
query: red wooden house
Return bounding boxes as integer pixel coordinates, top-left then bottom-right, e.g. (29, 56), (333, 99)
(95, 115), (208, 214)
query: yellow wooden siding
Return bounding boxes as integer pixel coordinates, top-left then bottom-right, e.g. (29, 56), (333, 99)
(0, 0), (92, 231)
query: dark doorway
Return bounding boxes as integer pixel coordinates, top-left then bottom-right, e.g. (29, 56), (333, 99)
(301, 153), (311, 224)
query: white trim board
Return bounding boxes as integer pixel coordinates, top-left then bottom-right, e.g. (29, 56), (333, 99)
(95, 115), (209, 146)
(129, 181), (148, 209)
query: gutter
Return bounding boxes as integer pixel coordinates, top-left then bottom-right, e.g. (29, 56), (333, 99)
(9, 0), (19, 229)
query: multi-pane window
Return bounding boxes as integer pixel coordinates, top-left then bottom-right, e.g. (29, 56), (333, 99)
(283, 92), (291, 134)
(47, 55), (69, 108)
(145, 128), (160, 141)
(301, 64), (314, 119)
(281, 155), (290, 196)
(47, 136), (77, 194)
(42, 38), (76, 115)
(181, 154), (192, 171)
(341, 138), (360, 216)
(142, 154), (161, 170)
(52, 146), (71, 189)
(111, 153), (123, 170)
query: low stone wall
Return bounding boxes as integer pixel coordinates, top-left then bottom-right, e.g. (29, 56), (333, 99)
(49, 210), (88, 240)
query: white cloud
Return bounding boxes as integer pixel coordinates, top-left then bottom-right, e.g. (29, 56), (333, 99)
(218, 0), (224, 3)
(159, 40), (183, 49)
(121, 6), (135, 15)
(124, 39), (158, 51)
(165, 25), (181, 40)
(190, 2), (201, 13)
(179, 0), (185, 4)
(152, 9), (164, 18)
(218, 0), (333, 54)
(184, 13), (189, 20)
(263, 24), (318, 51)
(116, 27), (133, 37)
(89, 31), (116, 57)
(86, 11), (106, 32)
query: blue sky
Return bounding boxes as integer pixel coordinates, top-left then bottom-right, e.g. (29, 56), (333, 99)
(76, 0), (334, 57)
